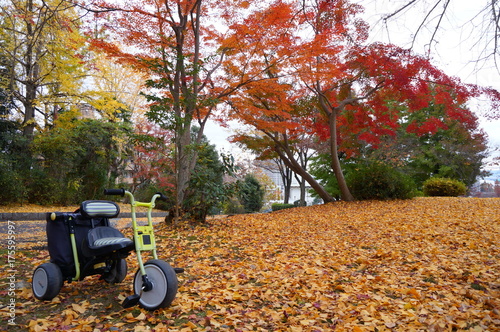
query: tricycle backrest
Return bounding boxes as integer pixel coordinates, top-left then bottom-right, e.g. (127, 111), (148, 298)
(80, 200), (120, 219)
(45, 211), (111, 279)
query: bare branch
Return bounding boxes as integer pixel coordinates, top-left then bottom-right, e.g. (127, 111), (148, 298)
(409, 0), (442, 50)
(382, 0), (419, 21)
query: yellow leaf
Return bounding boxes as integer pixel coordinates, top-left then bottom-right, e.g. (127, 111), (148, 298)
(232, 292), (243, 301)
(404, 303), (413, 310)
(406, 288), (420, 299)
(305, 267), (318, 274)
(71, 303), (87, 314)
(290, 327), (303, 332)
(300, 319), (315, 325)
(385, 322), (397, 328)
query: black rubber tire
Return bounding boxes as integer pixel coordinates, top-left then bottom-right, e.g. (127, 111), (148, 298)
(103, 259), (128, 284)
(133, 259), (178, 310)
(113, 258), (128, 283)
(32, 263), (64, 301)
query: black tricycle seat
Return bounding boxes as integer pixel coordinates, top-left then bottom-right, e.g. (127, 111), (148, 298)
(82, 226), (134, 257)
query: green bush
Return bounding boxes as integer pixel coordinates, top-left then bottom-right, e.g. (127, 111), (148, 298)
(272, 203), (295, 211)
(346, 162), (417, 200)
(422, 177), (467, 197)
(238, 174), (265, 213)
(293, 200), (307, 207)
(25, 167), (61, 205)
(0, 158), (25, 205)
(223, 198), (246, 215)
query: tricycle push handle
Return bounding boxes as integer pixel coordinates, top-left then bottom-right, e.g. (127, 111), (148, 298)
(104, 188), (125, 196)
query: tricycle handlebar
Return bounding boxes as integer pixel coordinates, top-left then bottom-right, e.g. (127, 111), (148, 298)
(104, 189), (167, 204)
(155, 192), (168, 201)
(103, 188), (126, 196)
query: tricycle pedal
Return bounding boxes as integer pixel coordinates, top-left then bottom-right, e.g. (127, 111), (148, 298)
(122, 294), (141, 308)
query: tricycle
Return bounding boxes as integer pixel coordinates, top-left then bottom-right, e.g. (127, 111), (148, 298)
(32, 189), (182, 310)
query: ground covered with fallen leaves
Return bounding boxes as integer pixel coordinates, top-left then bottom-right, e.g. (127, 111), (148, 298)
(1, 197), (499, 331)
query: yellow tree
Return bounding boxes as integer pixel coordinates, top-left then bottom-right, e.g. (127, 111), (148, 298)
(0, 0), (89, 139)
(87, 53), (148, 121)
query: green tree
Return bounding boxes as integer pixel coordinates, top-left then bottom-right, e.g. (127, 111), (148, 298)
(368, 103), (488, 188)
(310, 102), (488, 196)
(33, 111), (132, 204)
(183, 139), (235, 222)
(0, 33), (30, 204)
(238, 174), (265, 213)
(0, 120), (30, 204)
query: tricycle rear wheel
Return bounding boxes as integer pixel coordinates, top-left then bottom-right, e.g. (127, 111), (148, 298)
(32, 263), (63, 301)
(103, 258), (127, 284)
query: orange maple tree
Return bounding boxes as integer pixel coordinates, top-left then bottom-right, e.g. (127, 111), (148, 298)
(82, 0), (282, 218)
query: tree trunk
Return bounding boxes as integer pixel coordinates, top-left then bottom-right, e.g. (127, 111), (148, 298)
(328, 108), (355, 201)
(299, 176), (306, 206)
(22, 0), (37, 140)
(282, 166), (292, 204)
(275, 145), (335, 203)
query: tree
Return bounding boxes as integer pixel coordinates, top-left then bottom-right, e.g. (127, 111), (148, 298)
(226, 0), (500, 202)
(238, 174), (265, 213)
(85, 0), (279, 220)
(311, 97), (489, 196)
(0, 0), (88, 139)
(0, 119), (29, 204)
(130, 119), (175, 195)
(395, 103), (488, 188)
(369, 0), (500, 73)
(88, 53), (148, 120)
(233, 95), (319, 205)
(183, 131), (237, 222)
(254, 158), (293, 204)
(0, 51), (14, 116)
(33, 110), (132, 204)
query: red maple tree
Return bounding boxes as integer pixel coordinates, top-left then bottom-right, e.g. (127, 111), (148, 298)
(226, 0), (500, 201)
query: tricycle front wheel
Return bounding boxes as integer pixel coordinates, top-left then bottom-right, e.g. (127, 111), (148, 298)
(133, 259), (178, 310)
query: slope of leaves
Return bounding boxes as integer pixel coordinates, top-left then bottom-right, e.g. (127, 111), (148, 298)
(1, 197), (499, 331)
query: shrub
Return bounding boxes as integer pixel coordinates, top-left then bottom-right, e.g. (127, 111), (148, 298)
(25, 167), (61, 205)
(223, 198), (246, 215)
(0, 158), (25, 204)
(294, 200), (307, 207)
(238, 174), (265, 213)
(346, 162), (417, 200)
(272, 203), (295, 211)
(422, 177), (467, 197)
